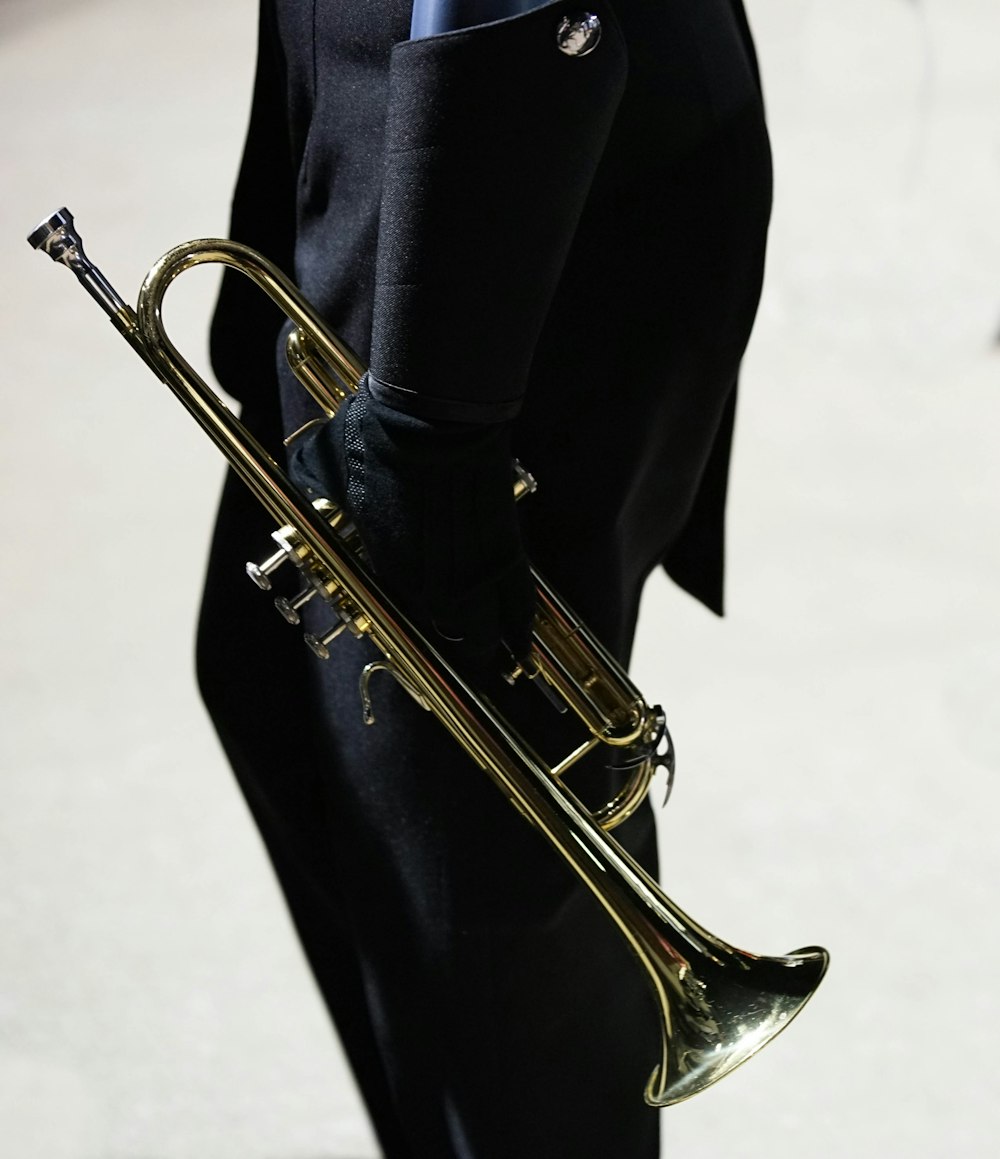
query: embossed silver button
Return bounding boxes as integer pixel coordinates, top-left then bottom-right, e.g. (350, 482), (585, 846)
(556, 12), (602, 57)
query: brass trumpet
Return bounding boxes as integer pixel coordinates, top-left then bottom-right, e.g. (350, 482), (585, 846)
(30, 207), (828, 1106)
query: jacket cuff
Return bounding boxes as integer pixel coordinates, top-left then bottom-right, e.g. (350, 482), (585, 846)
(366, 373), (523, 424)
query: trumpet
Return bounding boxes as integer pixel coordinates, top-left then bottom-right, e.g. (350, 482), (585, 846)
(29, 207), (828, 1106)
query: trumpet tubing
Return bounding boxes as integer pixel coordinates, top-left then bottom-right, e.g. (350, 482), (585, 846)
(30, 207), (828, 1106)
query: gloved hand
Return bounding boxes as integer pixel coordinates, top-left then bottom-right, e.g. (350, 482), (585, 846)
(288, 378), (535, 679)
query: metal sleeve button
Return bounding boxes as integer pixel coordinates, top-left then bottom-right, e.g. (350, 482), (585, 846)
(556, 12), (602, 57)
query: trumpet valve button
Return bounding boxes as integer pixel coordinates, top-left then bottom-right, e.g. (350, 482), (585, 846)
(246, 546), (289, 591)
(274, 586), (317, 625)
(304, 622), (347, 660)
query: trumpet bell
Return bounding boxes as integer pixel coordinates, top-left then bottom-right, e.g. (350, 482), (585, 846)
(646, 943), (829, 1106)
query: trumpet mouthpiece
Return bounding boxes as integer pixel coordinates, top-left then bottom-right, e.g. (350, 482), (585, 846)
(28, 206), (80, 259)
(28, 206), (127, 317)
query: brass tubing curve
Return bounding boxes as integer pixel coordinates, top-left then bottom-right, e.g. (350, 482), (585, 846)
(140, 240), (662, 830)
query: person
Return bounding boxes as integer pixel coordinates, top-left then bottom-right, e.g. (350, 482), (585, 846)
(197, 1), (771, 1155)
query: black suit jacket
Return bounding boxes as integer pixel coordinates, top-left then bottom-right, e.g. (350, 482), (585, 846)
(211, 0), (771, 618)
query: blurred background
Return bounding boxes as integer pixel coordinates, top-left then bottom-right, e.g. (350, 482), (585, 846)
(2, 1), (998, 1155)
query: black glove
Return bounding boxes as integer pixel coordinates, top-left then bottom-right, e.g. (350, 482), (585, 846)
(288, 379), (535, 679)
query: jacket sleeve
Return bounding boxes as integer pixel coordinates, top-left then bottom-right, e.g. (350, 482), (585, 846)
(367, 0), (627, 424)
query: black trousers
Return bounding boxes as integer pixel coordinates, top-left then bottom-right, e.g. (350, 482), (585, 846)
(197, 398), (663, 1158)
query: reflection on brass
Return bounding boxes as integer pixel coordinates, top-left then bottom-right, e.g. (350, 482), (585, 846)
(30, 209), (828, 1106)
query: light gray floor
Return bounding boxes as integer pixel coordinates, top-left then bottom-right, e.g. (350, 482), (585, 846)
(2, 1), (999, 1156)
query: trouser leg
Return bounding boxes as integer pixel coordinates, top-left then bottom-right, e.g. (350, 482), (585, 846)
(197, 403), (661, 1158)
(197, 413), (415, 1157)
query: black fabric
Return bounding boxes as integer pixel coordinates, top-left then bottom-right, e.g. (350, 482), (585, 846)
(200, 2), (773, 1154)
(209, 0), (298, 400)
